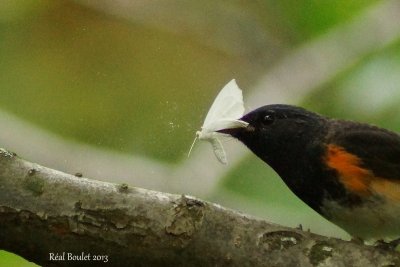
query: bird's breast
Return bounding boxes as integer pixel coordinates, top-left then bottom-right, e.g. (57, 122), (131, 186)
(320, 197), (400, 241)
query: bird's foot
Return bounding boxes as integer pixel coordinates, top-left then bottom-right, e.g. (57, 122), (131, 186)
(296, 224), (310, 232)
(350, 236), (364, 245)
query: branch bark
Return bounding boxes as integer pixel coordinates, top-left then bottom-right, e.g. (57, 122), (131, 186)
(0, 148), (398, 267)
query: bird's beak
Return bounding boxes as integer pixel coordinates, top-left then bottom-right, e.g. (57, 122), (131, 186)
(217, 127), (241, 136)
(217, 123), (254, 137)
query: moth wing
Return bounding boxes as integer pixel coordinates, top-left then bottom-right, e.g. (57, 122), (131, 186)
(202, 79), (245, 128)
(210, 137), (228, 164)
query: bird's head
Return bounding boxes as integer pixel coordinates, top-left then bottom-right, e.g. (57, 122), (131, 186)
(218, 104), (327, 165)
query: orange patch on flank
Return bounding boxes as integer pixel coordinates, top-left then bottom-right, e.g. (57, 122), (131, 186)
(371, 179), (400, 202)
(325, 144), (373, 195)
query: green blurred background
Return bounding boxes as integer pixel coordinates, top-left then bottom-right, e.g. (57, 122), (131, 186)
(2, 0), (400, 265)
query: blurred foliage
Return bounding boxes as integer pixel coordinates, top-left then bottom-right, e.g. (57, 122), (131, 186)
(0, 251), (38, 267)
(304, 40), (400, 128)
(1, 0), (398, 265)
(265, 0), (378, 43)
(0, 0), (380, 163)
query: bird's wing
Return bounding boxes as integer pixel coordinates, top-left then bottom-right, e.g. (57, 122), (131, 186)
(328, 123), (400, 181)
(323, 121), (400, 201)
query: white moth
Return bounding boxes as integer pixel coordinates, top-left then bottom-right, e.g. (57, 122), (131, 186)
(188, 79), (249, 164)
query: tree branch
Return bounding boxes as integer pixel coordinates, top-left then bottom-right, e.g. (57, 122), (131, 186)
(0, 148), (398, 266)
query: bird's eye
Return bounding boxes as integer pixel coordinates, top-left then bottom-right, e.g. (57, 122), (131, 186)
(262, 114), (275, 125)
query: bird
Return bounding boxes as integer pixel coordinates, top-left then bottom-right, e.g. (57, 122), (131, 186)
(218, 104), (400, 243)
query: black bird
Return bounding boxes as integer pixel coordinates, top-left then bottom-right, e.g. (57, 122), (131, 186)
(219, 104), (400, 242)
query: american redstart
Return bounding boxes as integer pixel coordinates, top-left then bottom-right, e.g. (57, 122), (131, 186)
(219, 104), (400, 245)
